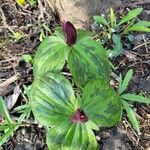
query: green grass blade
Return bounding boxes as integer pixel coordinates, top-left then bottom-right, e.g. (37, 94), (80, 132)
(0, 97), (13, 124)
(122, 100), (140, 133)
(118, 73), (123, 92)
(0, 125), (11, 131)
(13, 104), (29, 113)
(17, 107), (31, 124)
(110, 8), (116, 28)
(117, 8), (143, 26)
(94, 15), (109, 27)
(0, 128), (14, 146)
(134, 21), (150, 27)
(124, 21), (150, 33)
(125, 26), (150, 33)
(121, 93), (150, 103)
(118, 69), (133, 95)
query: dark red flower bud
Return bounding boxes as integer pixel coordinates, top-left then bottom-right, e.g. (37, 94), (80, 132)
(62, 21), (77, 46)
(71, 108), (88, 123)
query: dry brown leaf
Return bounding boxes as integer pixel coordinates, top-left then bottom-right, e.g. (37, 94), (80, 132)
(5, 85), (21, 110)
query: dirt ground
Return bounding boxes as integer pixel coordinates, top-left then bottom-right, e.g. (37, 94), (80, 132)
(0, 0), (150, 150)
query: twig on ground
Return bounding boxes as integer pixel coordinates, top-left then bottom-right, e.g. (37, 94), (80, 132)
(0, 6), (13, 32)
(62, 72), (72, 76)
(38, 0), (45, 20)
(133, 41), (150, 51)
(128, 60), (150, 68)
(0, 6), (7, 27)
(0, 73), (20, 88)
(142, 34), (149, 53)
(0, 57), (18, 63)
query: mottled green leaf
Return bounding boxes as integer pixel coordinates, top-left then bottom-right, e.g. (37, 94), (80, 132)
(122, 100), (140, 132)
(47, 121), (98, 150)
(117, 8), (143, 26)
(30, 72), (77, 127)
(85, 120), (99, 131)
(54, 28), (93, 41)
(68, 37), (110, 87)
(77, 29), (94, 41)
(81, 79), (122, 127)
(33, 36), (69, 78)
(121, 93), (150, 104)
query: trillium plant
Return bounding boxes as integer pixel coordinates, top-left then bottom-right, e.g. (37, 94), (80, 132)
(29, 21), (149, 149)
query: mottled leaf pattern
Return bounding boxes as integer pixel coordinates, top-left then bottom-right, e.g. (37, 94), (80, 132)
(33, 36), (69, 78)
(31, 25), (122, 150)
(81, 79), (122, 127)
(47, 122), (98, 150)
(68, 37), (110, 87)
(30, 72), (76, 127)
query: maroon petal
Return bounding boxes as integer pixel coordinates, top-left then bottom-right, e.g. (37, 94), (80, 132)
(71, 108), (88, 123)
(62, 21), (77, 46)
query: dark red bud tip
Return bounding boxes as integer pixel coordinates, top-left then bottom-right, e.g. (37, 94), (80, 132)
(71, 108), (88, 123)
(62, 21), (77, 46)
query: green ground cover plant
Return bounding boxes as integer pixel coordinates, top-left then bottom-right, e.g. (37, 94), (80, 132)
(93, 8), (150, 58)
(30, 21), (122, 149)
(0, 7), (150, 150)
(0, 97), (30, 146)
(118, 69), (150, 133)
(29, 20), (150, 149)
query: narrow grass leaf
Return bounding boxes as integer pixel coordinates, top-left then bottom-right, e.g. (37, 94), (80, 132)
(118, 73), (123, 92)
(124, 21), (150, 33)
(94, 16), (109, 26)
(117, 8), (143, 26)
(0, 125), (11, 131)
(110, 8), (116, 28)
(122, 100), (140, 133)
(0, 97), (13, 124)
(0, 128), (14, 146)
(121, 93), (150, 104)
(118, 69), (133, 94)
(132, 21), (150, 27)
(125, 26), (150, 32)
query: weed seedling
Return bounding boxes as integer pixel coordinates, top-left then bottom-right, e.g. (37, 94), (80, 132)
(93, 8), (150, 58)
(118, 69), (150, 133)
